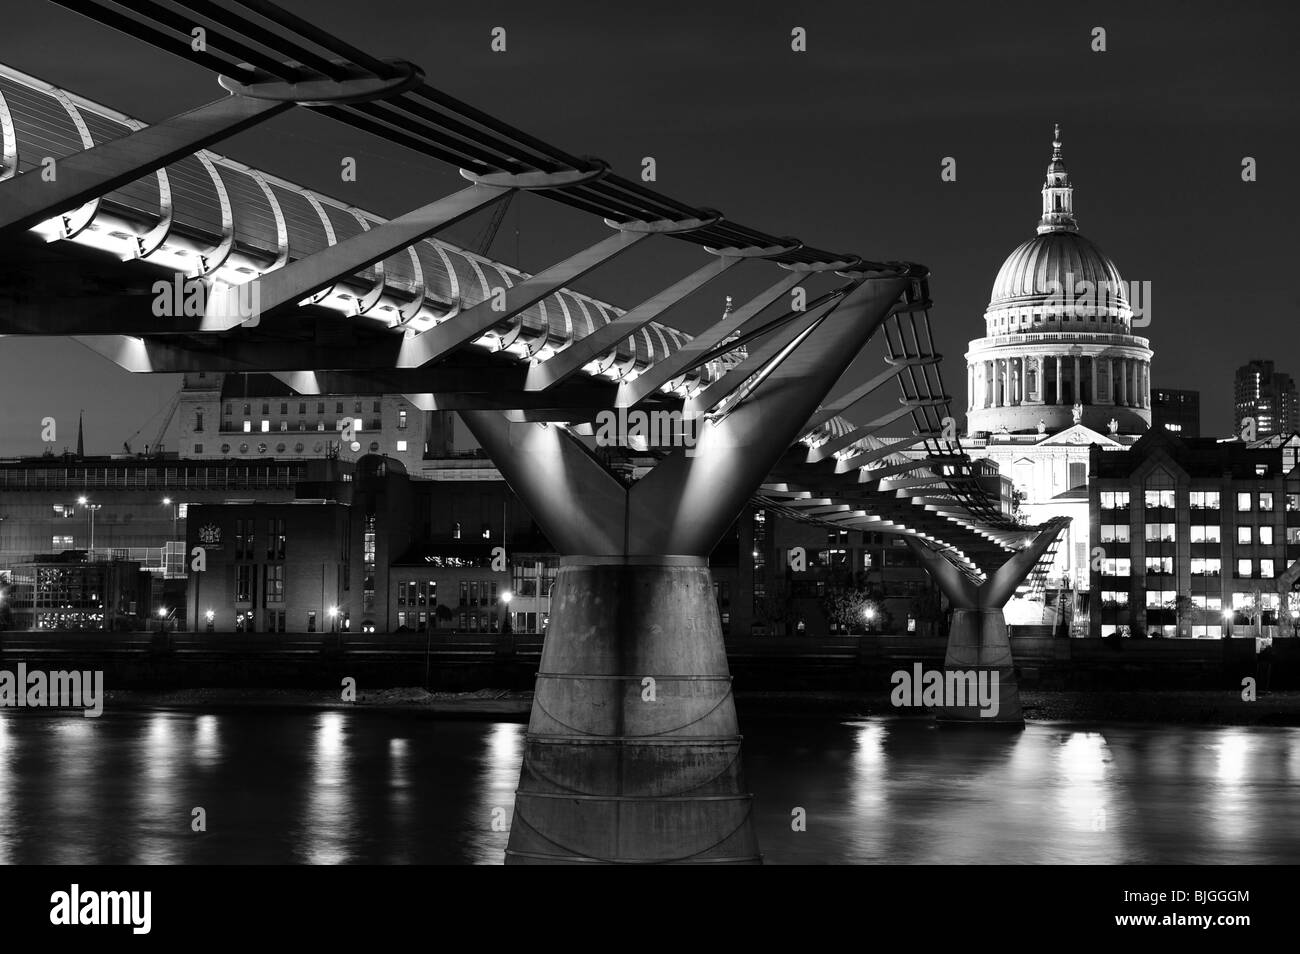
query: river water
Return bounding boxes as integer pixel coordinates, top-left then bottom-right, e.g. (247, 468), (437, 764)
(1, 709), (1296, 864)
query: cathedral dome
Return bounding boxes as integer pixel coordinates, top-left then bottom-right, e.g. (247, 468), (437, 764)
(965, 124), (1152, 441)
(988, 230), (1127, 310)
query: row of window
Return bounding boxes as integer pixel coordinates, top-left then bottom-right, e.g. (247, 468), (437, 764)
(1102, 556), (1281, 578)
(234, 563), (284, 603)
(394, 611), (517, 631)
(1101, 490), (1294, 511)
(1098, 523), (1300, 545)
(228, 418), (384, 434)
(212, 440), (404, 456)
(224, 400), (400, 418)
(1098, 591), (1288, 611)
(233, 519), (286, 561)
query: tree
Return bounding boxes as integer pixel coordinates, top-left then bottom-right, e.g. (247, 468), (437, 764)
(434, 603), (453, 628)
(821, 586), (887, 635)
(1011, 488), (1030, 527)
(754, 579), (794, 635)
(1173, 593), (1195, 638)
(909, 585), (945, 637)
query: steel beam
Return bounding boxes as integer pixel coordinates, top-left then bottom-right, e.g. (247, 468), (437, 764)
(395, 229), (647, 367)
(0, 96), (291, 238)
(525, 256), (741, 392)
(683, 293), (842, 417)
(212, 183), (511, 329)
(615, 273), (803, 407)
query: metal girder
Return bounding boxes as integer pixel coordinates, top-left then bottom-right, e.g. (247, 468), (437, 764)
(615, 273), (804, 408)
(828, 433), (931, 469)
(525, 255), (741, 392)
(683, 292), (843, 417)
(905, 518), (1069, 609)
(72, 332), (404, 373)
(212, 183), (511, 329)
(802, 356), (936, 435)
(457, 410), (631, 555)
(395, 229), (646, 367)
(806, 403), (919, 462)
(0, 96), (291, 238)
(626, 276), (908, 556)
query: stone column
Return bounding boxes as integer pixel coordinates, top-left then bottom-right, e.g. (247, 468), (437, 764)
(1119, 358), (1127, 405)
(1073, 355), (1081, 407)
(1054, 355), (1063, 404)
(1090, 356), (1098, 406)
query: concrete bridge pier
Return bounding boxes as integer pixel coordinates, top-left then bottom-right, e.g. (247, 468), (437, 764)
(457, 275), (913, 864)
(906, 518), (1069, 726)
(505, 557), (759, 864)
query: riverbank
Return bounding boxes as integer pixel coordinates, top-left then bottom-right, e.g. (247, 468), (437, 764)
(90, 686), (1300, 726)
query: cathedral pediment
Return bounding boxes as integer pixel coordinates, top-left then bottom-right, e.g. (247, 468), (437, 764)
(1036, 424), (1121, 446)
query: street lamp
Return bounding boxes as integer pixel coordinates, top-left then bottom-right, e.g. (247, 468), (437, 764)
(501, 590), (513, 634)
(1222, 608), (1233, 639)
(328, 605), (339, 633)
(863, 605), (876, 635)
(162, 497), (178, 541)
(158, 606), (169, 634)
(205, 608), (215, 633)
(78, 497), (102, 552)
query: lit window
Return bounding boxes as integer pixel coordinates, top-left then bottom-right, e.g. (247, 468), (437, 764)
(396, 440), (408, 452)
(1238, 526), (1252, 544)
(1237, 493), (1252, 512)
(243, 421), (251, 433)
(1237, 559), (1252, 577)
(261, 420), (270, 433)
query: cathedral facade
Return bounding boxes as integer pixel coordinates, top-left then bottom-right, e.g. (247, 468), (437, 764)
(963, 128), (1152, 623)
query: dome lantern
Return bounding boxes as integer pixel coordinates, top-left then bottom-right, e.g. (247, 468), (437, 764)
(1037, 123), (1078, 235)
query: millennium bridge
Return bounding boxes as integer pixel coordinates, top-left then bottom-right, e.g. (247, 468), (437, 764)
(0, 0), (1068, 863)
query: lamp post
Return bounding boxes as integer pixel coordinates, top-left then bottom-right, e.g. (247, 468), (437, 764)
(162, 497), (178, 541)
(205, 608), (215, 633)
(1222, 608), (1233, 640)
(77, 496), (101, 553)
(329, 605), (339, 634)
(863, 605), (876, 635)
(501, 590), (513, 634)
(158, 606), (169, 635)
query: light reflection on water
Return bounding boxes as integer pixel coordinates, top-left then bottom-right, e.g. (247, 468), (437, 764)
(0, 710), (1296, 864)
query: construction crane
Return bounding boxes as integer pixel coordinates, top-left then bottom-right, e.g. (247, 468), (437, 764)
(123, 391), (181, 457)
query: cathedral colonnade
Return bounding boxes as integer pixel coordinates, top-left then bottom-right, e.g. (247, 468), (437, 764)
(967, 349), (1151, 413)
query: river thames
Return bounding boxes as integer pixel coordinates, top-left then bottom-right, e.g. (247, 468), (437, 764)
(1, 709), (1296, 864)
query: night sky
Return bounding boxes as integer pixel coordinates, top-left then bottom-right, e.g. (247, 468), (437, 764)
(0, 0), (1295, 455)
